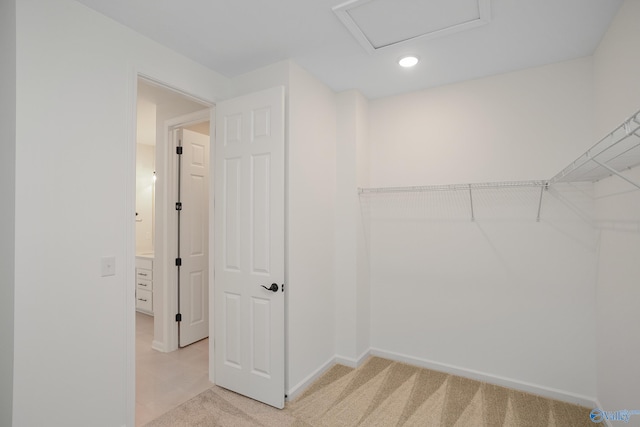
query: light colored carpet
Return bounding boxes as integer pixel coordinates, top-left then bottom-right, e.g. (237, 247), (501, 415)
(145, 357), (593, 426)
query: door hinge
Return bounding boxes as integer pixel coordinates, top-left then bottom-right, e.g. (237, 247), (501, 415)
(175, 258), (182, 266)
(175, 202), (182, 211)
(175, 313), (182, 322)
(176, 146), (183, 155)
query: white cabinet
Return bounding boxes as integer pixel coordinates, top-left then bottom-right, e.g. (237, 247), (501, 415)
(136, 256), (153, 315)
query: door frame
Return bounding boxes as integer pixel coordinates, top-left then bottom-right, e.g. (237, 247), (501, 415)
(127, 72), (217, 426)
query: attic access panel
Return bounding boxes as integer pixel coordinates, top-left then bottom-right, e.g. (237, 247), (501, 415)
(333, 0), (491, 53)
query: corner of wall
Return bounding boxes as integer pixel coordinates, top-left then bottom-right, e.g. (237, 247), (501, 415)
(230, 60), (291, 99)
(592, 0), (640, 414)
(354, 91), (371, 358)
(335, 89), (373, 361)
(285, 58), (338, 395)
(593, 0), (640, 135)
(0, 0), (16, 425)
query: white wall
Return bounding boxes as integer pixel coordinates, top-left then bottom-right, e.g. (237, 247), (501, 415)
(592, 0), (640, 413)
(0, 0), (16, 425)
(231, 60), (290, 98)
(354, 93), (371, 361)
(593, 0), (640, 136)
(14, 0), (230, 425)
(335, 91), (359, 363)
(369, 57), (595, 187)
(593, 170), (640, 414)
(136, 97), (156, 146)
(286, 62), (338, 395)
(366, 184), (597, 402)
(365, 58), (599, 402)
(335, 90), (370, 365)
(135, 144), (155, 254)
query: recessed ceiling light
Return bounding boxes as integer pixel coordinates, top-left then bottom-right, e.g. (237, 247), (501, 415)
(398, 56), (419, 68)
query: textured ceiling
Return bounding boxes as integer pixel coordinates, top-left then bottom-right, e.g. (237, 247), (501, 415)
(74, 0), (622, 99)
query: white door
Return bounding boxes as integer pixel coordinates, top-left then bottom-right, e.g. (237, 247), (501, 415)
(179, 128), (210, 347)
(214, 87), (285, 408)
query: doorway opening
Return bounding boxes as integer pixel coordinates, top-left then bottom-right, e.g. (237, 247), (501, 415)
(135, 77), (212, 425)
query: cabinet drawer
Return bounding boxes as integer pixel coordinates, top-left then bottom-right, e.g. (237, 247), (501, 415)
(136, 289), (153, 312)
(136, 258), (152, 270)
(136, 268), (152, 280)
(136, 279), (153, 291)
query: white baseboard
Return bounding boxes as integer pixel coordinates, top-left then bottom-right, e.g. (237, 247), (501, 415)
(335, 349), (371, 368)
(286, 355), (336, 401)
(287, 350), (371, 401)
(370, 348), (598, 408)
(285, 348), (599, 410)
(151, 340), (167, 352)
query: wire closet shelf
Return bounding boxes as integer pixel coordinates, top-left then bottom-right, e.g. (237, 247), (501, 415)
(549, 108), (640, 189)
(358, 107), (640, 220)
(358, 180), (549, 222)
(357, 180), (547, 194)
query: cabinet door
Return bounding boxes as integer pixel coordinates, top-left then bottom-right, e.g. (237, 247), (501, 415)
(136, 289), (153, 312)
(136, 279), (152, 291)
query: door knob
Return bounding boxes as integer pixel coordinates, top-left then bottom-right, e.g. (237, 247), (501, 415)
(261, 283), (279, 292)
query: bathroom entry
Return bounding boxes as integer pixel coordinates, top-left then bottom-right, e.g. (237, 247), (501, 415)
(136, 78), (211, 351)
(174, 126), (210, 347)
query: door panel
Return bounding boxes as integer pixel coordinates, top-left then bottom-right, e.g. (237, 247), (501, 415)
(179, 128), (210, 347)
(223, 157), (242, 271)
(224, 292), (242, 368)
(214, 86), (285, 409)
(189, 271), (204, 321)
(251, 297), (271, 377)
(251, 153), (271, 275)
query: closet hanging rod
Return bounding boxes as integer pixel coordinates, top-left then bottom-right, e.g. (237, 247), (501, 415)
(358, 180), (548, 194)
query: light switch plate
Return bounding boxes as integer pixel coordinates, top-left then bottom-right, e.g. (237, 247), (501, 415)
(101, 256), (116, 277)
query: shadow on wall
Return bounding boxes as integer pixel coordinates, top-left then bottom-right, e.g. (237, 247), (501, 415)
(359, 181), (597, 249)
(361, 181), (599, 396)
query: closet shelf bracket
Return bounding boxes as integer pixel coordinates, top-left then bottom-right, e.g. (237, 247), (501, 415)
(469, 185), (475, 222)
(589, 156), (640, 191)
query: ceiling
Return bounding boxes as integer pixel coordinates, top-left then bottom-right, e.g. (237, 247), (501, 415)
(75, 0), (622, 99)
